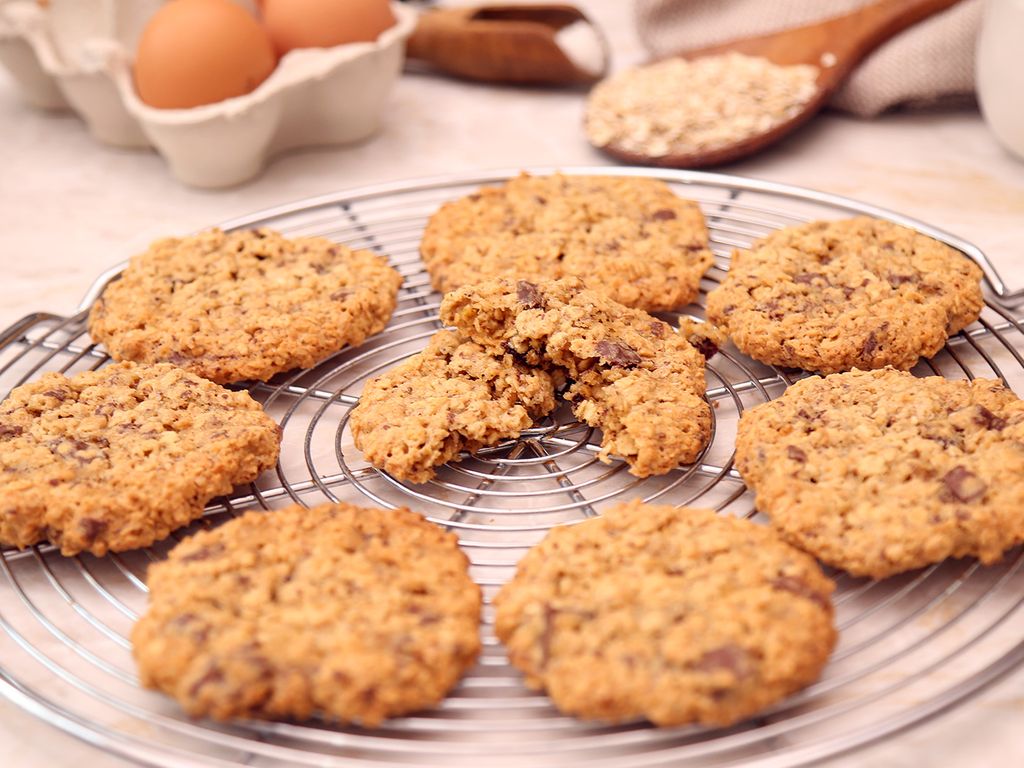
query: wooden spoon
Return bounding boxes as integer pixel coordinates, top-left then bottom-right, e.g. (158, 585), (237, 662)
(406, 4), (609, 86)
(592, 0), (964, 168)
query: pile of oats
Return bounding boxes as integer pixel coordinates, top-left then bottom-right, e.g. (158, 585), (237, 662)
(585, 52), (820, 158)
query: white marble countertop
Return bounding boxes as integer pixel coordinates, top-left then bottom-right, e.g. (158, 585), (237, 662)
(2, 1), (1024, 766)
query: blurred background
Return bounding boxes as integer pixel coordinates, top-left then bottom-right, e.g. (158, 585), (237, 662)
(1, 0), (1021, 333)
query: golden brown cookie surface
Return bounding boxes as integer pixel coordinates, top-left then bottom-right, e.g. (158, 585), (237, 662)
(494, 501), (836, 726)
(705, 218), (984, 374)
(132, 503), (482, 725)
(736, 368), (1024, 578)
(441, 277), (711, 477)
(89, 228), (402, 384)
(350, 330), (559, 483)
(422, 173), (714, 312)
(0, 362), (280, 556)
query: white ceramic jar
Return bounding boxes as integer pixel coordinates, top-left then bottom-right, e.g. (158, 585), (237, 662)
(976, 0), (1024, 160)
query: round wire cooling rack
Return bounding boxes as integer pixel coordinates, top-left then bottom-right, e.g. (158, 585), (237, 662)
(2, 167), (1024, 768)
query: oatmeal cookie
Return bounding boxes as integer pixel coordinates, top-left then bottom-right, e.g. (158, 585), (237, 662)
(736, 368), (1024, 578)
(494, 501), (836, 726)
(421, 173), (714, 312)
(349, 330), (559, 483)
(89, 228), (403, 384)
(441, 277), (711, 477)
(132, 503), (481, 725)
(705, 217), (984, 374)
(0, 362), (280, 556)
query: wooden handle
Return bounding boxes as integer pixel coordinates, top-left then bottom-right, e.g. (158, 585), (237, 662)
(679, 0), (964, 91)
(812, 0), (965, 86)
(406, 4), (607, 85)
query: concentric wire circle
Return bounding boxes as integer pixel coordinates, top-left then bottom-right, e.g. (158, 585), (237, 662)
(1, 168), (1023, 767)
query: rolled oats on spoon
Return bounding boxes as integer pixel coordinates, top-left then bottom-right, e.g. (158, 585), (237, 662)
(583, 0), (963, 167)
(586, 53), (819, 160)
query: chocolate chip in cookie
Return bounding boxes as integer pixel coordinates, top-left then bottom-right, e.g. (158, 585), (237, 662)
(706, 218), (984, 374)
(0, 362), (280, 556)
(737, 368), (1024, 578)
(495, 501), (836, 727)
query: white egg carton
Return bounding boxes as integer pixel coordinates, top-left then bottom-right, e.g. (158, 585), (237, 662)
(0, 0), (416, 187)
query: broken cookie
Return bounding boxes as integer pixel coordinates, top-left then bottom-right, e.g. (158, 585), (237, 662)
(349, 330), (559, 483)
(441, 277), (711, 477)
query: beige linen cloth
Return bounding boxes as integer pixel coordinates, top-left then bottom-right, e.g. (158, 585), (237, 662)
(635, 0), (981, 116)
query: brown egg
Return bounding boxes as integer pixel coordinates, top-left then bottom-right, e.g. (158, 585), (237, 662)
(135, 0), (277, 110)
(262, 0), (396, 57)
